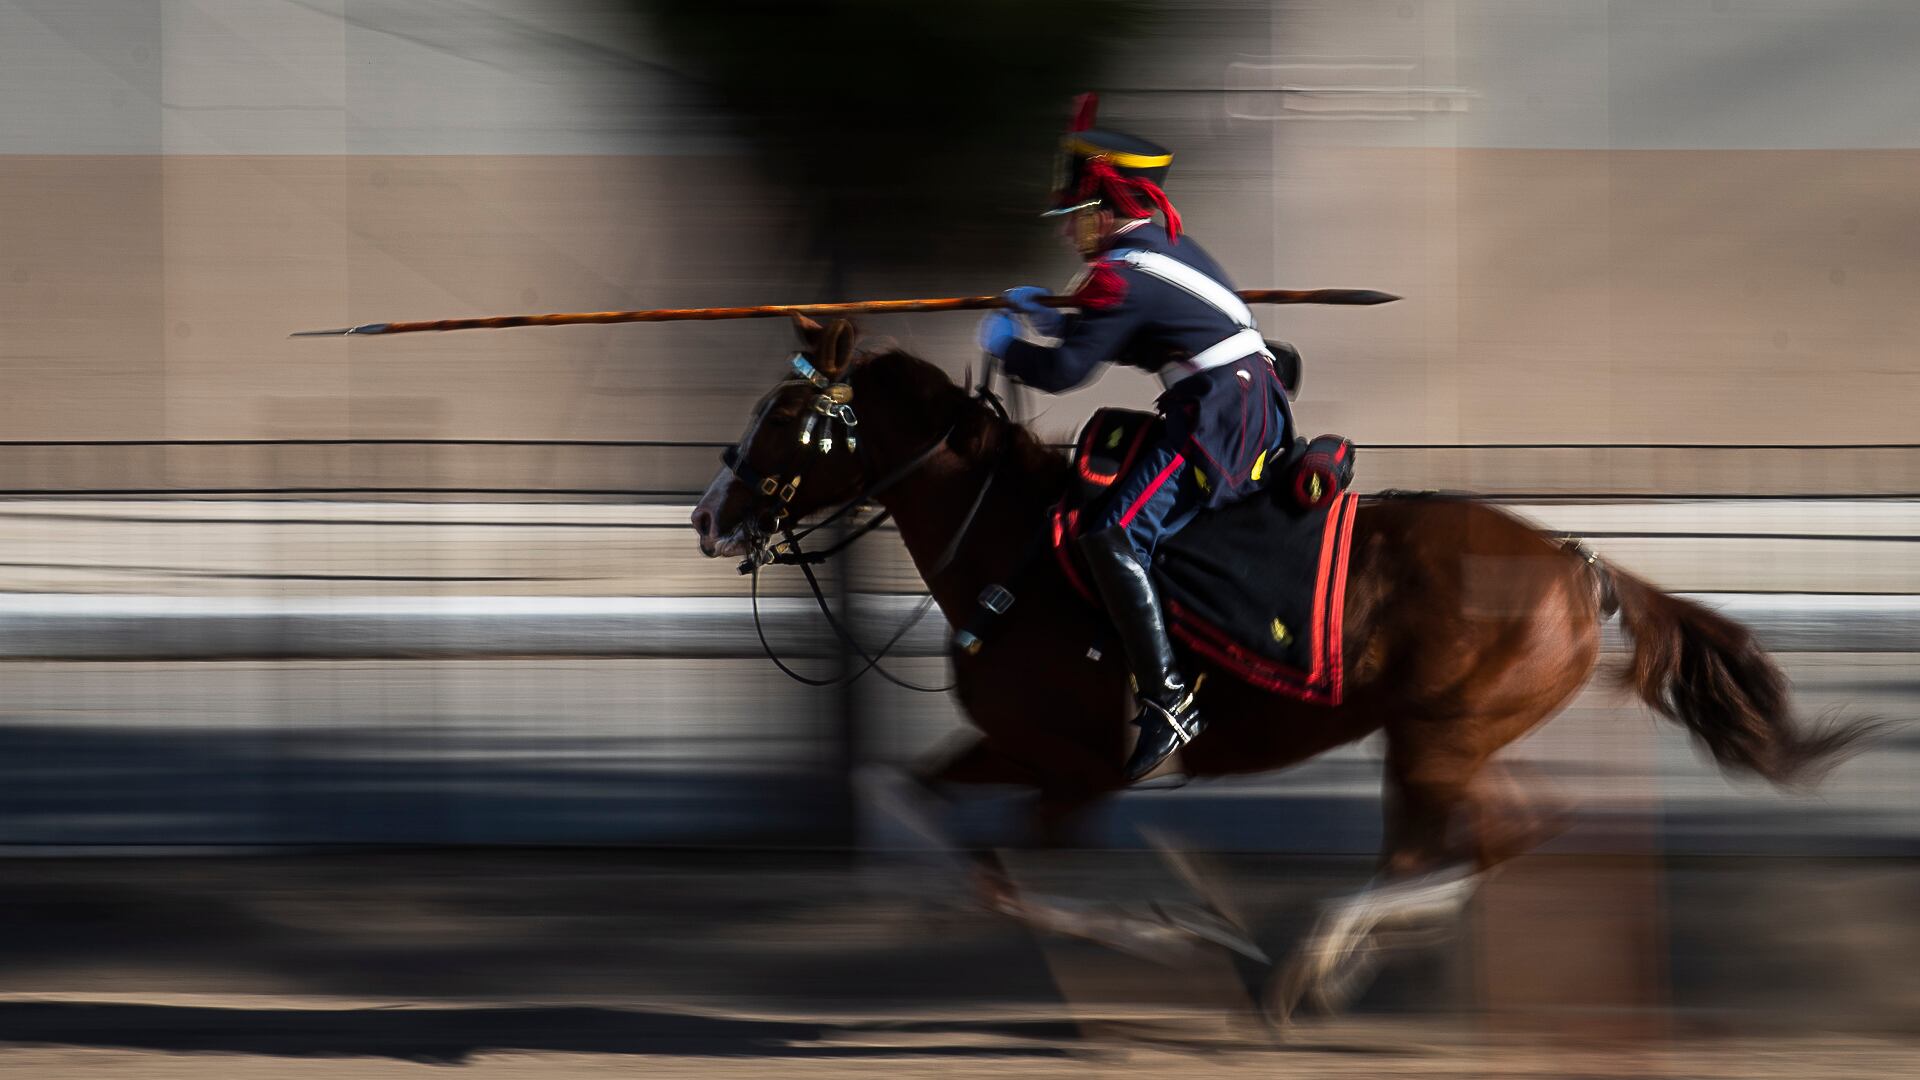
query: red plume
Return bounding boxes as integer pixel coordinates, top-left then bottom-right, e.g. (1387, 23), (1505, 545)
(1068, 92), (1099, 133)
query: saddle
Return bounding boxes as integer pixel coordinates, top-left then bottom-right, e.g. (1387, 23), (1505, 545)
(1053, 409), (1360, 705)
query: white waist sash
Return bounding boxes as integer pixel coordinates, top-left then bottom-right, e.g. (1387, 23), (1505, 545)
(1157, 327), (1267, 388)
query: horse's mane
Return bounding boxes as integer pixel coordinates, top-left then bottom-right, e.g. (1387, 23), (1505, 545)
(851, 348), (1071, 503)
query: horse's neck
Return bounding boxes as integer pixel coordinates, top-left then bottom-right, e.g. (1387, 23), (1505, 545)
(871, 429), (1055, 625)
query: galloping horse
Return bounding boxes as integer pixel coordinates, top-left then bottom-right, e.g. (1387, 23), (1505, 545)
(689, 319), (1873, 1020)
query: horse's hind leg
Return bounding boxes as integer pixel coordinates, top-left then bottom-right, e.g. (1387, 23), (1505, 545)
(1274, 711), (1555, 1022)
(1467, 758), (1571, 870)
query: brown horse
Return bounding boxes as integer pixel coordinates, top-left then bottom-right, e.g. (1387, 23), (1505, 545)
(690, 319), (1873, 1019)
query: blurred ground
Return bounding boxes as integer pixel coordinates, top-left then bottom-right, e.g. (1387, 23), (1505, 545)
(0, 850), (1916, 1076)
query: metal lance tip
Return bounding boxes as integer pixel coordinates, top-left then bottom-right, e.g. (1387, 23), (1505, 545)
(288, 323), (392, 338)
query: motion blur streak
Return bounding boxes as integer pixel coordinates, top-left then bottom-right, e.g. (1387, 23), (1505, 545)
(0, 0), (1915, 1075)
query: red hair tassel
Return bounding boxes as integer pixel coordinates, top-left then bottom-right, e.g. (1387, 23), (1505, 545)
(1078, 157), (1182, 243)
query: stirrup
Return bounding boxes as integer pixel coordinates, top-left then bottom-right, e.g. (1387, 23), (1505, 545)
(1139, 692), (1200, 745)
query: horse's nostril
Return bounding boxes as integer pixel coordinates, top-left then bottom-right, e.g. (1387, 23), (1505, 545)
(691, 508), (714, 538)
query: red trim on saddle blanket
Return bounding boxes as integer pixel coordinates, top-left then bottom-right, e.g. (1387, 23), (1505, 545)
(1049, 504), (1096, 603)
(1163, 490), (1359, 705)
(1045, 490), (1361, 706)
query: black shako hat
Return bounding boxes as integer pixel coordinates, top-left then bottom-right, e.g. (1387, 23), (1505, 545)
(1043, 94), (1181, 239)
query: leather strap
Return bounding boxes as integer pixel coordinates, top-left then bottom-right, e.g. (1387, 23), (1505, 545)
(1106, 249), (1271, 388)
(1112, 250), (1257, 327)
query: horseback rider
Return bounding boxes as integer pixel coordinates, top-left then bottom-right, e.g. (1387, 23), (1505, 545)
(978, 97), (1294, 782)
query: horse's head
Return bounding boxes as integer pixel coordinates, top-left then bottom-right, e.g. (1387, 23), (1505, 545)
(691, 316), (877, 558)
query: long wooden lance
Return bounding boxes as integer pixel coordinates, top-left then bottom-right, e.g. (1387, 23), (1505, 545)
(289, 288), (1398, 338)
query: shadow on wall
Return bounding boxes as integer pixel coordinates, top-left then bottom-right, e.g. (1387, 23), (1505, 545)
(633, 0), (1158, 270)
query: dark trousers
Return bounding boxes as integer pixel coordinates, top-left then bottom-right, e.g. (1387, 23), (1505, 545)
(1081, 438), (1206, 565)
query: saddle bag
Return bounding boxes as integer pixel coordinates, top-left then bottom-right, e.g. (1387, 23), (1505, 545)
(1287, 435), (1355, 509)
(1070, 407), (1161, 507)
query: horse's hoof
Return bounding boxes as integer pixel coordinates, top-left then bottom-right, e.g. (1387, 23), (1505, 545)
(1243, 993), (1292, 1046)
(1264, 950), (1314, 1028)
(1305, 932), (1384, 1014)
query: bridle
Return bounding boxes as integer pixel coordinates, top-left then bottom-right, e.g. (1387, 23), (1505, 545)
(718, 354), (863, 540)
(716, 352), (1010, 692)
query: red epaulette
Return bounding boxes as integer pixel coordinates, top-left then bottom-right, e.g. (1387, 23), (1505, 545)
(1071, 262), (1128, 311)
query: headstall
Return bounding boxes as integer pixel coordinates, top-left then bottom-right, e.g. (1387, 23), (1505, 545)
(719, 353), (861, 529)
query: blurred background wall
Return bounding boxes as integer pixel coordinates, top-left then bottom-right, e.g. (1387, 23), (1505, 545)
(0, 0), (1913, 849)
(5, 0), (1917, 448)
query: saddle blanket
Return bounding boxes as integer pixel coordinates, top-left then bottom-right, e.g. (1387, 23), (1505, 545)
(1052, 411), (1360, 705)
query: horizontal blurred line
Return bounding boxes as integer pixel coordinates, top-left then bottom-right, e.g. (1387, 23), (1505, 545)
(0, 510), (693, 528)
(1451, 494), (1920, 502)
(1581, 531), (1920, 543)
(2, 510), (1915, 545)
(0, 593), (1907, 660)
(0, 562), (573, 582)
(7, 491), (1920, 503)
(0, 439), (732, 448)
(1362, 443), (1920, 451)
(0, 439), (1910, 450)
(0, 488), (695, 497)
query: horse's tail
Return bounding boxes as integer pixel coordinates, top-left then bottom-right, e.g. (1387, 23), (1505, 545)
(1605, 567), (1879, 787)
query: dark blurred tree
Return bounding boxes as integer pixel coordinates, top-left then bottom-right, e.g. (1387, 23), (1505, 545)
(637, 0), (1153, 276)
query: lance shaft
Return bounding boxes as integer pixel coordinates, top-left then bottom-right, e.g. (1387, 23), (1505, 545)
(291, 288), (1399, 338)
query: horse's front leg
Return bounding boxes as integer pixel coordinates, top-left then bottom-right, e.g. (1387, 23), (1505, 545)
(855, 735), (1063, 907)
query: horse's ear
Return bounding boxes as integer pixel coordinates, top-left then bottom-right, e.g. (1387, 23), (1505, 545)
(789, 312), (824, 350)
(816, 317), (856, 379)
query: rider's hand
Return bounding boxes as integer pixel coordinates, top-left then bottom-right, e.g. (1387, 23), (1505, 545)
(1002, 286), (1051, 317)
(977, 310), (1019, 359)
(1002, 286), (1064, 336)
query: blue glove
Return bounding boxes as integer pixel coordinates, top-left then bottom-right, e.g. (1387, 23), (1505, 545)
(977, 311), (1019, 359)
(1002, 285), (1064, 336)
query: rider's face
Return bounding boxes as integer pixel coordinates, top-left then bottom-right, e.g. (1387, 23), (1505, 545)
(1062, 207), (1113, 259)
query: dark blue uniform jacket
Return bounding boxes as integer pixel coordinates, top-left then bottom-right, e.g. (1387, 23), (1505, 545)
(1001, 223), (1293, 509)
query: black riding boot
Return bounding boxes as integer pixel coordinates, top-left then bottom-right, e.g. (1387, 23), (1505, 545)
(1076, 526), (1203, 781)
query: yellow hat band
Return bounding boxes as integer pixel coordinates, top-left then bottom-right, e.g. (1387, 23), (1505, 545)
(1063, 136), (1172, 170)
